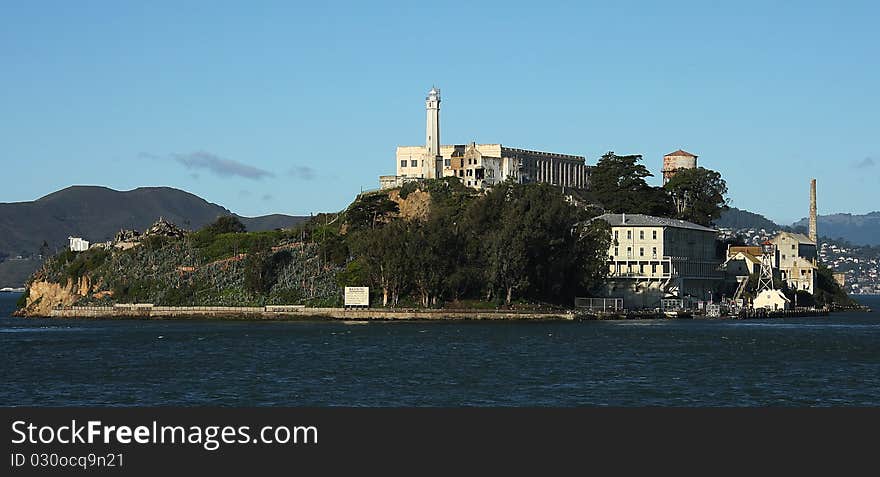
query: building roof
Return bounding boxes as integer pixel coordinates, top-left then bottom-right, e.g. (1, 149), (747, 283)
(728, 246), (762, 258)
(772, 231), (816, 246)
(724, 251), (762, 266)
(594, 213), (717, 232)
(664, 149), (698, 158)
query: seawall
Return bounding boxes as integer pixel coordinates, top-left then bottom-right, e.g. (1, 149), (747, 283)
(46, 305), (575, 321)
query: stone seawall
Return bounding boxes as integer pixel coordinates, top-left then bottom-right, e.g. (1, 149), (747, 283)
(47, 305), (575, 321)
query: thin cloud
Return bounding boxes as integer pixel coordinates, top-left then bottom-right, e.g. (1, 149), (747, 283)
(261, 194), (274, 201)
(853, 157), (875, 169)
(288, 165), (316, 180)
(172, 151), (274, 180)
(137, 152), (161, 160)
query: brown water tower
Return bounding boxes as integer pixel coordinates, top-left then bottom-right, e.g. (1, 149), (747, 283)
(662, 149), (698, 185)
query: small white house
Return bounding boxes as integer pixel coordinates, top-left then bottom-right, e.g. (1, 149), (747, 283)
(753, 289), (791, 311)
(69, 236), (90, 252)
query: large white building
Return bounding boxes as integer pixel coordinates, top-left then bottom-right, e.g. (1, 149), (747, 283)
(771, 231), (818, 294)
(595, 213), (722, 309)
(380, 87), (591, 190)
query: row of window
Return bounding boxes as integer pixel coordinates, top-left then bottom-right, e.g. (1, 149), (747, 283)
(612, 246), (658, 258)
(615, 263), (666, 275)
(401, 160), (420, 168)
(614, 229), (658, 241)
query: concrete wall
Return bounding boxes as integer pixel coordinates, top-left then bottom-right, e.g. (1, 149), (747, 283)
(48, 306), (575, 321)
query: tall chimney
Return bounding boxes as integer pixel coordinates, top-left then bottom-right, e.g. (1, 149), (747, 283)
(809, 178), (817, 243)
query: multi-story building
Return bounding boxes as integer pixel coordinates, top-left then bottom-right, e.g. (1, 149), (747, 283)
(771, 231), (818, 294)
(380, 87), (591, 190)
(595, 213), (722, 309)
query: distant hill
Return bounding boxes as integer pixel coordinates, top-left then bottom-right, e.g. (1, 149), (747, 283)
(714, 207), (780, 231)
(792, 212), (880, 246)
(0, 186), (308, 286)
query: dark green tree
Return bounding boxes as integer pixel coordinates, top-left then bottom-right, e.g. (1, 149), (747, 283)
(345, 194), (400, 232)
(204, 215), (247, 234)
(663, 167), (729, 226)
(350, 220), (412, 306)
(591, 152), (673, 215)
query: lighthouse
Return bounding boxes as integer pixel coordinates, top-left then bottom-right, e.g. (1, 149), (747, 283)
(425, 87), (442, 178)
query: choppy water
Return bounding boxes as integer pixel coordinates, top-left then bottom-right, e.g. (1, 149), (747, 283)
(2, 292), (879, 406)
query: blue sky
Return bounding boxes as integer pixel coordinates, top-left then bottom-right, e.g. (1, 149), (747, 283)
(2, 1), (877, 224)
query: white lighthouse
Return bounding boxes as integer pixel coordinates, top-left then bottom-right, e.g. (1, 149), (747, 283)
(425, 86), (442, 178)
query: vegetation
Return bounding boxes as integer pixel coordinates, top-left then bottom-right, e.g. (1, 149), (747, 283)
(341, 179), (610, 307)
(590, 152), (673, 216)
(203, 215), (247, 235)
(664, 167), (729, 226)
(590, 151), (729, 227)
(813, 263), (856, 307)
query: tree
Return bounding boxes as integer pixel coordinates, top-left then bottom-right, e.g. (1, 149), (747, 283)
(476, 183), (605, 305)
(590, 152), (673, 215)
(345, 193), (400, 232)
(664, 167), (729, 226)
(204, 215), (247, 234)
(349, 221), (412, 307)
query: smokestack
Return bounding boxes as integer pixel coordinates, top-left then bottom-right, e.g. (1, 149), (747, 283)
(809, 178), (817, 243)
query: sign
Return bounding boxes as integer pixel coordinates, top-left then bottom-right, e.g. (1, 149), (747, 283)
(344, 287), (369, 307)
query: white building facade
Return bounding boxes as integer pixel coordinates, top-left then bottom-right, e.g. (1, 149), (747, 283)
(595, 214), (722, 309)
(68, 237), (89, 252)
(771, 231), (818, 294)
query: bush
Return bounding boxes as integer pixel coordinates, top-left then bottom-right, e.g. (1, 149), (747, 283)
(15, 289), (29, 309)
(203, 216), (247, 235)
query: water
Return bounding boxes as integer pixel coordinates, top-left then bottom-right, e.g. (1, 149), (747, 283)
(2, 292), (879, 406)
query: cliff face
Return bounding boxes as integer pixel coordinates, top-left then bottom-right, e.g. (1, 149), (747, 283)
(21, 276), (91, 317)
(388, 189), (432, 222)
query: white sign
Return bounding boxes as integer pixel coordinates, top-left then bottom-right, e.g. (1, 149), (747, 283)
(344, 287), (370, 307)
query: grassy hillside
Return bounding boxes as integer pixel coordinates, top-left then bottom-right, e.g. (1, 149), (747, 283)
(0, 185), (308, 287)
(31, 224), (340, 308)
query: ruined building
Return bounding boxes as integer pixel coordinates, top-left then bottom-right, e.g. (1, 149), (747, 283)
(380, 87), (592, 190)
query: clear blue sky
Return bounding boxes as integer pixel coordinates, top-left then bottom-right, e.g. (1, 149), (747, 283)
(2, 1), (877, 224)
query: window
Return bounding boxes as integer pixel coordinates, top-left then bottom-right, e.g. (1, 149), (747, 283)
(614, 231), (619, 241)
(411, 160), (418, 167)
(782, 254), (786, 260)
(614, 247), (619, 256)
(627, 247), (632, 258)
(652, 264), (657, 274)
(652, 247), (657, 258)
(400, 160), (407, 168)
(791, 244), (795, 250)
(653, 230), (657, 240)
(627, 231), (632, 240)
(639, 247), (644, 257)
(444, 159), (450, 167)
(639, 231), (644, 240)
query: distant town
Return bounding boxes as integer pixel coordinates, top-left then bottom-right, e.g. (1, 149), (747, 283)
(718, 225), (880, 295)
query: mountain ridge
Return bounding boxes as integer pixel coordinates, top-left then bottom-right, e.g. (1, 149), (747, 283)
(0, 186), (308, 286)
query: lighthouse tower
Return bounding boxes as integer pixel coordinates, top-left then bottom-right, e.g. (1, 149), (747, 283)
(425, 87), (442, 178)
